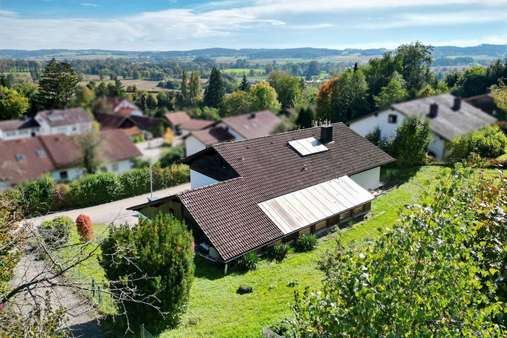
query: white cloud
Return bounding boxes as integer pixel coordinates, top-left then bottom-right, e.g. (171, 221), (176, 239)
(1, 0), (507, 50)
(80, 2), (99, 8)
(362, 10), (507, 29)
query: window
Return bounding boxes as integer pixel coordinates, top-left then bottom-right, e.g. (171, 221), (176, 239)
(35, 149), (46, 158)
(388, 114), (398, 124)
(15, 154), (25, 161)
(59, 171), (68, 180)
(112, 163), (119, 172)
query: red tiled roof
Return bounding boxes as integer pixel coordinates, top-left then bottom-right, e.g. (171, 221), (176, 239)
(188, 124), (235, 145)
(165, 111), (191, 126)
(0, 130), (141, 185)
(177, 123), (395, 261)
(222, 110), (281, 139)
(36, 108), (92, 127)
(179, 119), (216, 131)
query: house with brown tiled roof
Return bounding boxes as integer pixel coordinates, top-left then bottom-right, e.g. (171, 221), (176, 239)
(0, 129), (142, 190)
(184, 110), (281, 156)
(164, 111), (216, 136)
(130, 123), (394, 272)
(0, 108), (93, 141)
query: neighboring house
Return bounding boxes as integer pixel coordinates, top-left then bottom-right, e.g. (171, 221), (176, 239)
(184, 110), (281, 156)
(0, 108), (93, 141)
(0, 129), (141, 190)
(112, 99), (144, 117)
(94, 112), (165, 140)
(165, 111), (216, 135)
(350, 94), (497, 160)
(130, 123), (394, 271)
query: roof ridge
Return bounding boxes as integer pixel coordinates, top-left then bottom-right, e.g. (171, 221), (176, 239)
(178, 176), (244, 197)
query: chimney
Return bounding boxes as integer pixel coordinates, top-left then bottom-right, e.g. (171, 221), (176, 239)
(249, 112), (256, 119)
(428, 103), (439, 118)
(320, 125), (333, 144)
(452, 97), (462, 111)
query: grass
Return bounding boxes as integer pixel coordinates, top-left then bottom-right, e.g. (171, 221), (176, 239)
(161, 166), (447, 338)
(55, 223), (116, 314)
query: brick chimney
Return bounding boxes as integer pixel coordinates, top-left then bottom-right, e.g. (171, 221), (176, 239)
(428, 103), (439, 118)
(452, 97), (462, 111)
(320, 125), (333, 144)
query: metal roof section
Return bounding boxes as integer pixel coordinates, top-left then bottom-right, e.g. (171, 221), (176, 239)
(288, 137), (328, 156)
(258, 176), (374, 234)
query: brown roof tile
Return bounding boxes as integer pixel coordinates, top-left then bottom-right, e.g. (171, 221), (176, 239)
(179, 119), (216, 131)
(222, 110), (281, 139)
(178, 123), (394, 261)
(0, 130), (141, 185)
(165, 111), (191, 126)
(189, 124), (235, 145)
(36, 108), (92, 127)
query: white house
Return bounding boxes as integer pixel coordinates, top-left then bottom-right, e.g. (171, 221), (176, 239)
(0, 108), (93, 141)
(350, 94), (497, 160)
(0, 129), (141, 190)
(130, 123), (394, 269)
(184, 110), (281, 156)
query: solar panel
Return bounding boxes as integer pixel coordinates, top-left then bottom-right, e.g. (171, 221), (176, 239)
(288, 137), (328, 156)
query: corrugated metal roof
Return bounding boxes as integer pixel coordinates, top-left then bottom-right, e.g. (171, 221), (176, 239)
(258, 176), (373, 234)
(288, 137), (328, 156)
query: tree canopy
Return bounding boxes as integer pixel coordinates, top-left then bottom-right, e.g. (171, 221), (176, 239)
(203, 67), (225, 108)
(268, 71), (301, 112)
(0, 86), (29, 119)
(276, 165), (506, 337)
(37, 59), (81, 109)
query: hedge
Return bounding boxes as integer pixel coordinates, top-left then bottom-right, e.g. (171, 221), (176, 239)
(14, 164), (189, 217)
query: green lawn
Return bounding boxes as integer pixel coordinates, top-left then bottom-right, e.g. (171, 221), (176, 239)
(162, 166), (447, 337)
(55, 223), (116, 314)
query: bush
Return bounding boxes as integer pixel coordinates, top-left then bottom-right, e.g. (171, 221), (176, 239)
(16, 175), (55, 217)
(159, 146), (185, 168)
(39, 216), (72, 248)
(269, 243), (289, 262)
(68, 172), (122, 207)
(100, 213), (194, 333)
(389, 118), (432, 166)
(448, 125), (507, 162)
(294, 234), (317, 252)
(237, 252), (259, 271)
(153, 164), (190, 190)
(118, 168), (151, 197)
(76, 214), (93, 241)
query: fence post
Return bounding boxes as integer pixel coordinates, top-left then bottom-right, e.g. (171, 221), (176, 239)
(140, 324), (145, 338)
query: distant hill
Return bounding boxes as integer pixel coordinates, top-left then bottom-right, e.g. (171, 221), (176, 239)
(0, 44), (505, 61)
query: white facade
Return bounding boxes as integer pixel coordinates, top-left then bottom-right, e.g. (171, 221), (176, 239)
(0, 181), (11, 192)
(350, 167), (381, 191)
(190, 170), (220, 189)
(350, 110), (450, 161)
(350, 109), (405, 140)
(0, 127), (40, 140)
(185, 136), (207, 157)
(50, 160), (133, 182)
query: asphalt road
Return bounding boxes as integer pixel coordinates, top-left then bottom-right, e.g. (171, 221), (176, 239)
(26, 183), (191, 227)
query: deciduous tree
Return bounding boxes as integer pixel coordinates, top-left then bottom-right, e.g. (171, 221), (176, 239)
(0, 86), (29, 119)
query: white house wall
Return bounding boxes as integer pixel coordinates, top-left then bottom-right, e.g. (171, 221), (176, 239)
(428, 134), (446, 160)
(350, 167), (381, 190)
(350, 109), (405, 140)
(185, 136), (206, 156)
(51, 167), (86, 182)
(191, 170), (220, 189)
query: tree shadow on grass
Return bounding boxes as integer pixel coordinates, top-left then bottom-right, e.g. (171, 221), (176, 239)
(193, 256), (223, 280)
(381, 165), (423, 189)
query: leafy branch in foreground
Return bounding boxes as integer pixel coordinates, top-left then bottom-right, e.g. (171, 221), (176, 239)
(275, 165), (506, 337)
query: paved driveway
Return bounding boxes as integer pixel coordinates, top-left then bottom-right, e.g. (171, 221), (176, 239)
(26, 183), (191, 227)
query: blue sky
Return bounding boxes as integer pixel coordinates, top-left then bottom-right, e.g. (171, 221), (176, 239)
(1, 0), (507, 50)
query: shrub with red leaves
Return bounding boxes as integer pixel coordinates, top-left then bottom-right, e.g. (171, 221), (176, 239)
(76, 214), (93, 241)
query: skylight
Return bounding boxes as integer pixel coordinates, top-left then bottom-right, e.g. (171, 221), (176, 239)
(288, 137), (328, 156)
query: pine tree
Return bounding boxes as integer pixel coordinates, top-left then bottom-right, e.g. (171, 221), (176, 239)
(37, 59), (81, 109)
(203, 67), (225, 108)
(239, 74), (250, 91)
(180, 71), (188, 105)
(188, 72), (201, 106)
